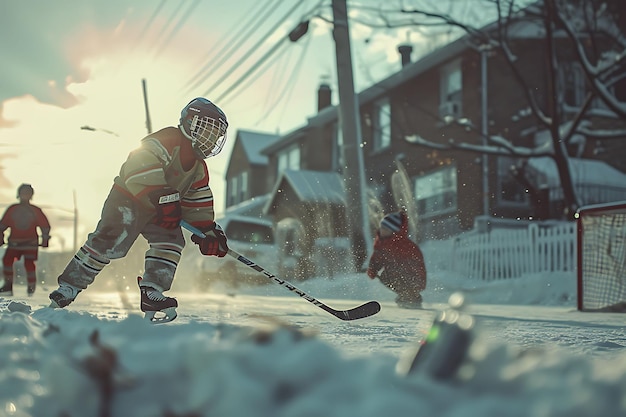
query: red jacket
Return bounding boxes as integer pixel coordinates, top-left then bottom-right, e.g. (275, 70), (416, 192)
(367, 212), (426, 292)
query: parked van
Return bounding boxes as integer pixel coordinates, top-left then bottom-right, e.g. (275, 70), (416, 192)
(194, 215), (296, 289)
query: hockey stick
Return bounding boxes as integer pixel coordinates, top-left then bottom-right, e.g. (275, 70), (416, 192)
(181, 220), (381, 321)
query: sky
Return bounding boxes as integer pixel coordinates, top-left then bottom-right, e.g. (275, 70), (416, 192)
(0, 244), (624, 417)
(0, 0), (486, 251)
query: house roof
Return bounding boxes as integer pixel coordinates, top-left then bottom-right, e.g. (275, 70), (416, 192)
(236, 130), (280, 165)
(224, 194), (272, 218)
(260, 33), (471, 156)
(264, 170), (345, 214)
(260, 3), (547, 157)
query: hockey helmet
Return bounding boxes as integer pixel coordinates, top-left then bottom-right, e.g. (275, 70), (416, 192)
(179, 98), (228, 159)
(17, 183), (34, 198)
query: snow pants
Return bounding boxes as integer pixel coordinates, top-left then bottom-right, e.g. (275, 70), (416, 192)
(379, 272), (424, 303)
(3, 245), (38, 288)
(57, 186), (185, 291)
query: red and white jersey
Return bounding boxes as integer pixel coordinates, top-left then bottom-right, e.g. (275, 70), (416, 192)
(113, 127), (216, 230)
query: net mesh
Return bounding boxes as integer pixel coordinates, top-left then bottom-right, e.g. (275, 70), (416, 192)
(579, 204), (626, 311)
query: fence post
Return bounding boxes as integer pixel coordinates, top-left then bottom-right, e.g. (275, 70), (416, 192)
(529, 223), (537, 274)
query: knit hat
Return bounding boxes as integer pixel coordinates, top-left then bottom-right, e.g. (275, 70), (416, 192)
(380, 211), (402, 233)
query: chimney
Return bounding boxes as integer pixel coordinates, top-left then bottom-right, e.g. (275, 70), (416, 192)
(398, 44), (413, 67)
(317, 83), (331, 112)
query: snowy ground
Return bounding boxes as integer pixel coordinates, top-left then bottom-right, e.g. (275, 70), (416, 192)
(1, 265), (625, 417)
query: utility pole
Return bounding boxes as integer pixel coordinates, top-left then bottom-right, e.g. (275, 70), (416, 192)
(142, 78), (153, 134)
(480, 45), (489, 217)
(72, 189), (78, 253)
(331, 0), (372, 268)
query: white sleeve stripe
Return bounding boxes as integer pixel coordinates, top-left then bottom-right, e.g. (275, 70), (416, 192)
(126, 168), (164, 183)
(183, 194), (214, 201)
(193, 185), (211, 191)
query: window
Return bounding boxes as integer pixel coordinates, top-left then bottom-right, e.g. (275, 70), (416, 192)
(228, 176), (238, 207)
(373, 98), (391, 151)
(559, 62), (585, 108)
(439, 60), (463, 119)
(331, 122), (343, 172)
(277, 144), (300, 174)
(414, 165), (458, 217)
(225, 220), (274, 244)
(227, 171), (249, 206)
(238, 171), (248, 203)
(497, 156), (527, 205)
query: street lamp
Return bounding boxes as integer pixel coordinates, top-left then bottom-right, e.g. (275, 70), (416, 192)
(80, 125), (119, 137)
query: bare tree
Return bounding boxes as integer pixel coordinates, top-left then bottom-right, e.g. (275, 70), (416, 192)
(378, 0), (626, 219)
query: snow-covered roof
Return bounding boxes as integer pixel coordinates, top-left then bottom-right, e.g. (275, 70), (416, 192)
(224, 194), (272, 218)
(264, 170), (345, 213)
(236, 130), (280, 166)
(526, 157), (626, 188)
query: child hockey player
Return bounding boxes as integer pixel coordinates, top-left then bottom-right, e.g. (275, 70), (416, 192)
(367, 210), (427, 308)
(0, 183), (51, 296)
(49, 98), (230, 323)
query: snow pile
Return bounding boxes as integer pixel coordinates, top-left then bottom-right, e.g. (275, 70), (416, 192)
(0, 298), (625, 417)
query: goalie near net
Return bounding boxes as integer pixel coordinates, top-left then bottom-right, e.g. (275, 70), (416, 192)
(576, 201), (626, 312)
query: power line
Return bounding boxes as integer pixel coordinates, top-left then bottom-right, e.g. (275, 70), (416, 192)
(182, 0), (280, 95)
(108, 0), (168, 78)
(260, 40), (298, 111)
(195, 1), (304, 99)
(257, 31), (314, 125)
(151, 0), (202, 60)
(212, 36), (290, 103)
(221, 41), (294, 108)
(132, 0), (168, 52)
(147, 1), (190, 54)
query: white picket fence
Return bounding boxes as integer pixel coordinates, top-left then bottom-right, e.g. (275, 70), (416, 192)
(451, 222), (577, 280)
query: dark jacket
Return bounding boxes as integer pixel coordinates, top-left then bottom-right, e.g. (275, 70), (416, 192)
(367, 211), (427, 297)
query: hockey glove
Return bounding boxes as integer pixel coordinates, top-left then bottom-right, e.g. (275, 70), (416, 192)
(191, 223), (228, 257)
(41, 235), (50, 248)
(149, 188), (182, 230)
(366, 268), (377, 279)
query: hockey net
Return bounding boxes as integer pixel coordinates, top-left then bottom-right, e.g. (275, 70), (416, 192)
(576, 201), (626, 312)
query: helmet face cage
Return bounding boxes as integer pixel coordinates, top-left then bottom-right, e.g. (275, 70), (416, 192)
(189, 114), (228, 158)
(179, 98), (228, 159)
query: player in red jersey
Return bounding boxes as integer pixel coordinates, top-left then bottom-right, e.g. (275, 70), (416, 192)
(0, 184), (51, 296)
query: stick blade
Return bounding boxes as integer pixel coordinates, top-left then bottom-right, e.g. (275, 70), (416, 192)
(333, 301), (381, 321)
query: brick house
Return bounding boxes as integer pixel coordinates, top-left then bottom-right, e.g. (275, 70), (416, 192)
(222, 11), (626, 278)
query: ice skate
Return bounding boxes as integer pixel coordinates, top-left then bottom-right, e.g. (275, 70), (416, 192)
(49, 283), (81, 308)
(0, 283), (13, 297)
(27, 285), (36, 296)
(138, 278), (178, 324)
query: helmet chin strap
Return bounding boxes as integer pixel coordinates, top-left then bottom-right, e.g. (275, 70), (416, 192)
(178, 124), (204, 159)
(178, 124), (193, 140)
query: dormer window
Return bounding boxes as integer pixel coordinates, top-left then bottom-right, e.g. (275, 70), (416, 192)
(277, 144), (300, 173)
(373, 98), (391, 151)
(439, 59), (463, 121)
(559, 62), (585, 108)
